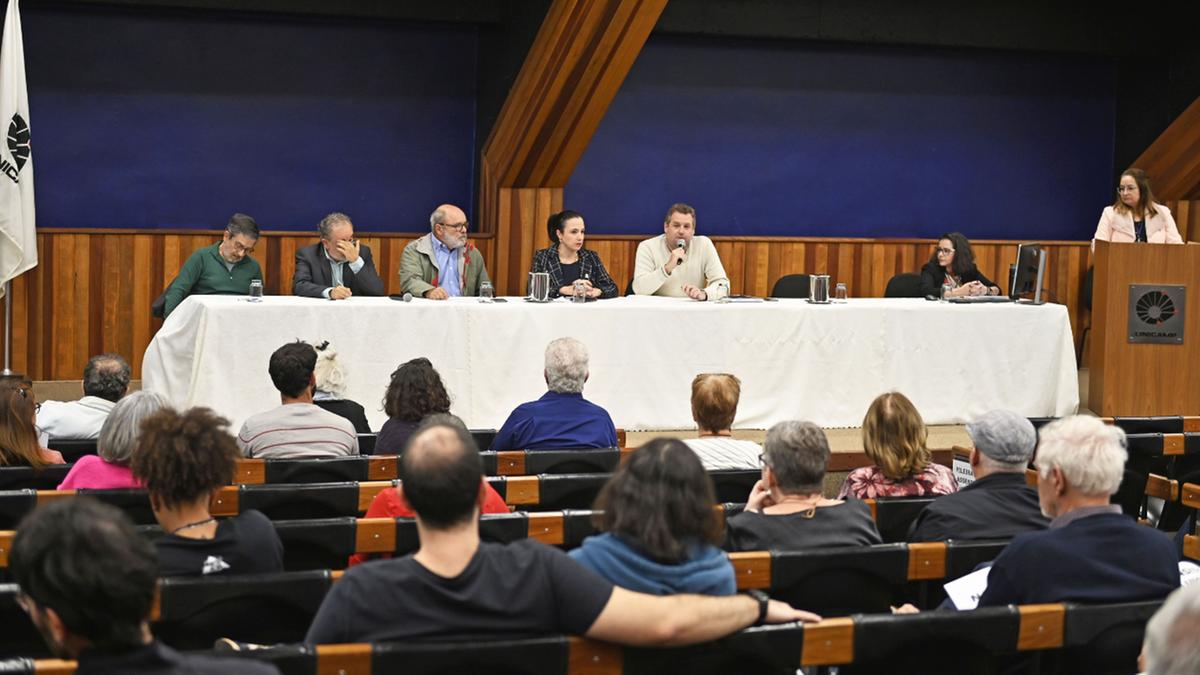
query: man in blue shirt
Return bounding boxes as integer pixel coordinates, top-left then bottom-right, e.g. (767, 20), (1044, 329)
(490, 337), (618, 451)
(398, 204), (491, 299)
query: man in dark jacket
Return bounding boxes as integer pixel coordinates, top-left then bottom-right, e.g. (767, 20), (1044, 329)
(292, 212), (385, 299)
(909, 409), (1048, 542)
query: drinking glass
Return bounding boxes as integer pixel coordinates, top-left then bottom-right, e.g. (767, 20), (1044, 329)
(941, 282), (953, 302)
(834, 283), (848, 302)
(479, 281), (494, 303)
(572, 279), (588, 303)
(248, 279), (263, 303)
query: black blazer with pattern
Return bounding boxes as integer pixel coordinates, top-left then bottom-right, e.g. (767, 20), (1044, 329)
(530, 246), (620, 299)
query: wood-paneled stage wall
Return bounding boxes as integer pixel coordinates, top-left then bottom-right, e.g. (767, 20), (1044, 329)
(2, 224), (1137, 381)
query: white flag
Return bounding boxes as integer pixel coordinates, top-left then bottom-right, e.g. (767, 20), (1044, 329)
(0, 0), (34, 287)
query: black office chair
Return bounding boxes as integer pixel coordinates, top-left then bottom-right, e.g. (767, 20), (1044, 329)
(769, 274), (810, 298)
(625, 278), (635, 297)
(1049, 600), (1163, 675)
(885, 272), (924, 298)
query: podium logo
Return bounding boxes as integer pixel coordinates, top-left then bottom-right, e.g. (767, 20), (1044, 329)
(2, 112), (30, 184)
(1135, 290), (1176, 325)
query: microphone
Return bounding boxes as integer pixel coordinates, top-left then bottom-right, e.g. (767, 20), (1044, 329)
(676, 239), (686, 250)
(402, 292), (413, 302)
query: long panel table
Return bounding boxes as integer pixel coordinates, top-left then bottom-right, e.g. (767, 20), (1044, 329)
(142, 295), (1079, 432)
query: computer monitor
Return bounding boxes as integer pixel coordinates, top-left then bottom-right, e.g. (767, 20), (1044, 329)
(1009, 243), (1046, 304)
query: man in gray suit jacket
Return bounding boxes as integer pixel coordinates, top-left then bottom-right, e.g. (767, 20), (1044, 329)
(293, 212), (385, 299)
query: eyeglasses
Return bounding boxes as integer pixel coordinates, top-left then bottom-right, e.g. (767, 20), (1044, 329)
(1117, 186), (1139, 193)
(757, 454), (771, 468)
(228, 241), (255, 255)
(935, 247), (955, 255)
(439, 222), (469, 232)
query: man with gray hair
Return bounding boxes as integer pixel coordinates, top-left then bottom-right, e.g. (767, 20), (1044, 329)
(908, 409), (1049, 542)
(399, 203), (491, 299)
(37, 353), (132, 444)
(977, 415), (1178, 607)
(488, 337), (617, 451)
(292, 212), (385, 299)
(1141, 583), (1200, 675)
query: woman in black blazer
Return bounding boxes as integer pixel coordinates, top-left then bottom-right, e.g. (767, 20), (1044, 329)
(530, 210), (620, 299)
(918, 232), (1000, 298)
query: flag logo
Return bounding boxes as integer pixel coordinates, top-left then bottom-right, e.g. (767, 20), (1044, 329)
(2, 111), (28, 183)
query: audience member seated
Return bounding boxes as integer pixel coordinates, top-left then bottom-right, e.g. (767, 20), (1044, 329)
(311, 341), (370, 434)
(838, 391), (957, 500)
(978, 415), (1178, 607)
(9, 498), (280, 674)
(918, 231), (1001, 298)
(1141, 583), (1200, 675)
(36, 352), (130, 444)
(58, 391), (169, 490)
(348, 414), (509, 567)
(162, 213), (263, 318)
(133, 406), (284, 577)
(0, 380), (64, 468)
(489, 337), (617, 451)
(726, 421), (881, 551)
(306, 419), (820, 645)
(570, 438), (735, 595)
(683, 373), (761, 470)
(908, 409), (1049, 542)
(375, 357), (451, 456)
(237, 341), (359, 459)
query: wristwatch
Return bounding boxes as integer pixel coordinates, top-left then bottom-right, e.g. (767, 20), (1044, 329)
(744, 589), (770, 625)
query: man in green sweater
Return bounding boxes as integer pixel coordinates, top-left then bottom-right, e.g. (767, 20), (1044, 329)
(162, 214), (263, 318)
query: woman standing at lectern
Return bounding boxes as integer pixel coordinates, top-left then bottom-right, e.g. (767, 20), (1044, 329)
(1092, 168), (1183, 247)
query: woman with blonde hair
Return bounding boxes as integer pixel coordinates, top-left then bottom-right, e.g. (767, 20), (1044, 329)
(837, 392), (957, 500)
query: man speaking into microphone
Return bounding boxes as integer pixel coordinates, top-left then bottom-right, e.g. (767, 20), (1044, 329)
(631, 203), (730, 301)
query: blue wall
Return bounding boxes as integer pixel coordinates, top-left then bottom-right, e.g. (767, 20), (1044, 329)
(567, 36), (1116, 240)
(23, 8), (478, 231)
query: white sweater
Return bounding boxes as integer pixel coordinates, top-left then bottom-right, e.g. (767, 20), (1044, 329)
(631, 235), (730, 301)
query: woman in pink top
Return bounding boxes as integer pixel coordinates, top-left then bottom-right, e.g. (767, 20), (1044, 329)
(58, 390), (169, 490)
(838, 391), (957, 500)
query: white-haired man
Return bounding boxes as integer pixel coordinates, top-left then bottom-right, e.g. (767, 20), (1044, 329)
(1141, 583), (1200, 675)
(977, 415), (1178, 607)
(488, 337), (617, 451)
(398, 203), (491, 299)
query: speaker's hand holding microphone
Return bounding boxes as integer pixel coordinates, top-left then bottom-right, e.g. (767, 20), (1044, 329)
(666, 238), (687, 274)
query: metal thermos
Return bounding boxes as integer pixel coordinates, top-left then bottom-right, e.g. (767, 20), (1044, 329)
(809, 274), (831, 303)
(528, 272), (551, 302)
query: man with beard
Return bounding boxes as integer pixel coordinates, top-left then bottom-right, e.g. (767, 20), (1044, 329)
(399, 203), (491, 299)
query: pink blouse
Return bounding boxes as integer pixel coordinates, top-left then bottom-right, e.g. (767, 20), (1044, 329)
(837, 463), (958, 500)
(57, 455), (142, 490)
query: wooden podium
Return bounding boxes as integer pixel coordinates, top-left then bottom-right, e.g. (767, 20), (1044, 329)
(1089, 240), (1200, 416)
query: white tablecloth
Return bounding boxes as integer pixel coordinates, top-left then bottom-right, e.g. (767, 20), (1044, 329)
(142, 295), (1079, 432)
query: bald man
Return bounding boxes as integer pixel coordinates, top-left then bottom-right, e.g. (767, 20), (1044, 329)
(399, 204), (492, 299)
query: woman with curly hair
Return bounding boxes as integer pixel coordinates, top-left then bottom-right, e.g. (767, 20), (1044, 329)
(132, 406), (283, 576)
(569, 438), (734, 595)
(838, 392), (957, 500)
(374, 357), (451, 456)
(918, 231), (1000, 298)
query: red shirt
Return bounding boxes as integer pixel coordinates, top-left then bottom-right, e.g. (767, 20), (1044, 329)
(347, 484), (510, 567)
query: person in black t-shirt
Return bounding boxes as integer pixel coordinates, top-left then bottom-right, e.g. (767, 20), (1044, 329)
(131, 407), (283, 577)
(9, 498), (278, 674)
(305, 420), (822, 645)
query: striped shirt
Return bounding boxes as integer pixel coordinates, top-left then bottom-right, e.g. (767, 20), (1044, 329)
(237, 403), (359, 459)
(684, 437), (762, 471)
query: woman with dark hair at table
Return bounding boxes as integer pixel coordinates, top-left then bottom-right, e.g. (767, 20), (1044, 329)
(530, 210), (619, 299)
(1092, 168), (1183, 247)
(569, 438), (735, 595)
(374, 357), (452, 456)
(918, 232), (1000, 298)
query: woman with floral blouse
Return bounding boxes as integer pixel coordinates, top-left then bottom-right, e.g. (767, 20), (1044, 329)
(838, 391), (958, 500)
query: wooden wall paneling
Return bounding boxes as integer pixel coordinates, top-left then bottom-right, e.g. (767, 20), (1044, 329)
(1132, 96), (1200, 200)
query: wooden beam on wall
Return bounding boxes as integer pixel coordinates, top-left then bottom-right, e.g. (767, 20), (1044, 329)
(1132, 96), (1200, 200)
(480, 0), (668, 294)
